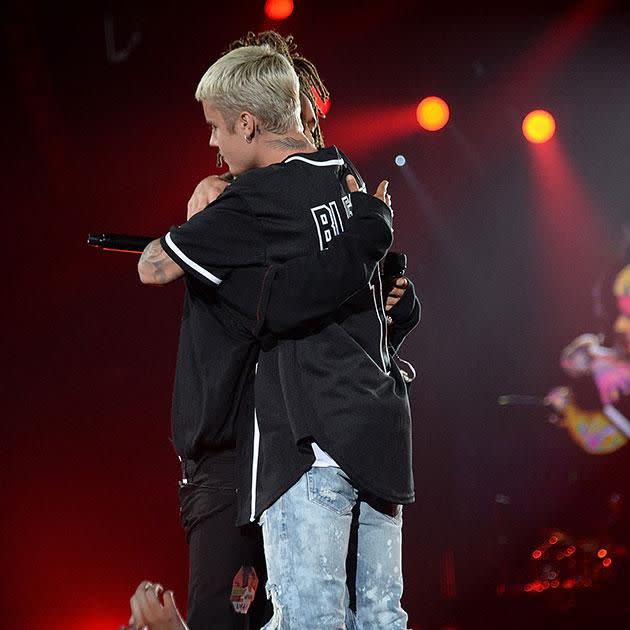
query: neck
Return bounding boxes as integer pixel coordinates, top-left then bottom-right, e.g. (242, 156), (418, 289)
(265, 135), (312, 151)
(254, 129), (316, 167)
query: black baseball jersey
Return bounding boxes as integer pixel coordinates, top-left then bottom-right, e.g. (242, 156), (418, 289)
(166, 275), (258, 459)
(162, 147), (415, 523)
(162, 177), (396, 461)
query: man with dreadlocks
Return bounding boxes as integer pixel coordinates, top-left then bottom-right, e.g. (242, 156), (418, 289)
(187, 31), (329, 212)
(134, 32), (416, 630)
(235, 31), (329, 146)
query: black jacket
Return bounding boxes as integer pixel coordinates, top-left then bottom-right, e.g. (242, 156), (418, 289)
(162, 147), (420, 524)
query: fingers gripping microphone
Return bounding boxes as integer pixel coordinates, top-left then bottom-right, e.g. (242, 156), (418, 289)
(382, 252), (407, 293)
(87, 233), (156, 254)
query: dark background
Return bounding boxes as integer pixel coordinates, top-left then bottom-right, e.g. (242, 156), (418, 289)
(3, 1), (630, 628)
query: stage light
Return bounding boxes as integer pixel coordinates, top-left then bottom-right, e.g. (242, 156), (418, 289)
(264, 0), (294, 20)
(597, 548), (607, 558)
(309, 86), (331, 117)
(522, 109), (556, 143)
(395, 154), (407, 167)
(532, 549), (542, 559)
(603, 557), (612, 567)
(416, 96), (450, 131)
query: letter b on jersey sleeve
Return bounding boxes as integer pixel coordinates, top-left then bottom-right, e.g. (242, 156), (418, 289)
(311, 201), (346, 251)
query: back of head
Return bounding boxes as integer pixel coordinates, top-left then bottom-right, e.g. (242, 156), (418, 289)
(196, 44), (301, 135)
(226, 31), (330, 148)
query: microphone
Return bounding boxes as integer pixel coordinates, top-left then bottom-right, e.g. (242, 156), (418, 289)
(497, 394), (547, 407)
(87, 233), (156, 254)
(383, 252), (407, 281)
(382, 251), (408, 293)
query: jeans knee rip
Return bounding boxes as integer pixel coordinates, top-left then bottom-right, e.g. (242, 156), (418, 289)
(265, 583), (284, 629)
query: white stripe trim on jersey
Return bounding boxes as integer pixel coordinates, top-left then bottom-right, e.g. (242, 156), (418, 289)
(603, 404), (630, 439)
(164, 232), (223, 286)
(375, 274), (390, 368)
(250, 363), (261, 522)
(283, 156), (345, 167)
(369, 280), (388, 372)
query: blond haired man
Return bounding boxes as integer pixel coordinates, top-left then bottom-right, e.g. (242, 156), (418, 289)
(139, 44), (417, 629)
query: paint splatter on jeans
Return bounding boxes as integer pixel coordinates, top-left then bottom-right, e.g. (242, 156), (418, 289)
(260, 467), (408, 629)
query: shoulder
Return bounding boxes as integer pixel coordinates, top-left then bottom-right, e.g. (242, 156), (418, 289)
(283, 146), (348, 175)
(233, 147), (349, 188)
(196, 181), (253, 217)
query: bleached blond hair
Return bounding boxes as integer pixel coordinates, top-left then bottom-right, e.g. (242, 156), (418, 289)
(195, 44), (302, 134)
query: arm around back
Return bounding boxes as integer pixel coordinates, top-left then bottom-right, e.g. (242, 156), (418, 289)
(387, 277), (421, 353)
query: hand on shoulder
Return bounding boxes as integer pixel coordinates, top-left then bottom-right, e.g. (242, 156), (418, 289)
(187, 174), (233, 220)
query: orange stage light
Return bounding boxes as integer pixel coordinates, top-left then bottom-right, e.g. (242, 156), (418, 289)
(532, 549), (542, 559)
(264, 0), (294, 20)
(597, 548), (608, 558)
(522, 109), (556, 143)
(603, 558), (612, 567)
(416, 96), (450, 131)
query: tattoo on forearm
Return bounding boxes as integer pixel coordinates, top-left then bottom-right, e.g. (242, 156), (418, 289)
(267, 137), (311, 150)
(140, 239), (169, 283)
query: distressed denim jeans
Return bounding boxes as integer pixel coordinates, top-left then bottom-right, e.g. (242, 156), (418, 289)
(259, 467), (408, 629)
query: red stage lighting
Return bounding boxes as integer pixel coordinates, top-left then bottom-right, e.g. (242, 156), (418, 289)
(319, 97), (331, 116)
(522, 109), (556, 143)
(310, 86), (331, 116)
(265, 0), (294, 20)
(416, 96), (450, 131)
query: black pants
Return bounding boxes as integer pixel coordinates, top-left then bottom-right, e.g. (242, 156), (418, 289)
(179, 451), (270, 629)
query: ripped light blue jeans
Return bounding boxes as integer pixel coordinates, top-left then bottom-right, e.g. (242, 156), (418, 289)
(259, 467), (408, 629)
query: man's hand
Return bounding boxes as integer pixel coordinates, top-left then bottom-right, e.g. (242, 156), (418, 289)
(187, 175), (232, 220)
(544, 386), (571, 425)
(345, 175), (391, 208)
(128, 581), (188, 630)
(345, 174), (402, 311)
(386, 277), (408, 312)
(545, 386), (571, 413)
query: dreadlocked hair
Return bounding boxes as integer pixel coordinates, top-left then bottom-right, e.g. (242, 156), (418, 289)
(225, 31), (329, 148)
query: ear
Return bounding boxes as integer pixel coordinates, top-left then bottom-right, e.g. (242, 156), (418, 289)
(238, 111), (256, 137)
